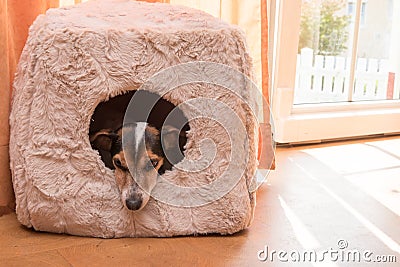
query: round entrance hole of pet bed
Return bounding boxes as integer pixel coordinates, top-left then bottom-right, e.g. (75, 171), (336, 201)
(89, 90), (190, 170)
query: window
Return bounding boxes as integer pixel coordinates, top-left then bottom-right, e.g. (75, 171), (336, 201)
(360, 2), (366, 25)
(294, 0), (395, 105)
(348, 2), (355, 15)
(270, 0), (400, 143)
(348, 1), (366, 25)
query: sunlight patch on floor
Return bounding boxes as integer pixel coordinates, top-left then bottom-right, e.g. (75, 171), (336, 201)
(299, 138), (400, 220)
(278, 195), (320, 250)
(300, 143), (400, 175)
(366, 138), (400, 159)
(318, 182), (400, 255)
(346, 168), (400, 217)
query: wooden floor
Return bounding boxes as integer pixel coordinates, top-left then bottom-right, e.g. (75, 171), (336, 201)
(1, 136), (400, 266)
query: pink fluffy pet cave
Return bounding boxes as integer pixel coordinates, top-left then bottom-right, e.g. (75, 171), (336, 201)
(9, 0), (262, 238)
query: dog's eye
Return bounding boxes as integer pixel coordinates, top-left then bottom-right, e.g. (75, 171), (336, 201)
(113, 158), (128, 171)
(113, 158), (121, 168)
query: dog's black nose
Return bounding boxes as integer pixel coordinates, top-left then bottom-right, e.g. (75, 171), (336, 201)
(125, 198), (142, 211)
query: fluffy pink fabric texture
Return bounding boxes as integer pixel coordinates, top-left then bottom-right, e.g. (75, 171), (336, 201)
(9, 0), (260, 238)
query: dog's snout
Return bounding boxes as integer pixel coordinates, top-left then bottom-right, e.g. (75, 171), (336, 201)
(125, 198), (142, 211)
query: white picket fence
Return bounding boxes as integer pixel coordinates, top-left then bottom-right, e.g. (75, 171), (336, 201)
(294, 48), (389, 104)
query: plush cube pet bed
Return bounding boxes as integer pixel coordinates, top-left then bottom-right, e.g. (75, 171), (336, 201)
(9, 0), (262, 238)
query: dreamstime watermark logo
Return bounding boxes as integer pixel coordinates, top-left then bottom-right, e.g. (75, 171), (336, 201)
(123, 61), (275, 208)
(257, 239), (398, 263)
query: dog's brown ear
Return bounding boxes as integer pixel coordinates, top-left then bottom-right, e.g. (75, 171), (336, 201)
(90, 129), (117, 151)
(161, 125), (185, 165)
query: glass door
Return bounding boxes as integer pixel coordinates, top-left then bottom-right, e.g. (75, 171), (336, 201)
(270, 0), (400, 144)
(294, 0), (400, 104)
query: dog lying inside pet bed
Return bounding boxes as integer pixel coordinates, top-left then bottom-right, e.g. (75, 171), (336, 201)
(9, 0), (262, 238)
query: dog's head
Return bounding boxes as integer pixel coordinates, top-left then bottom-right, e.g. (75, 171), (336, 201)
(90, 122), (180, 211)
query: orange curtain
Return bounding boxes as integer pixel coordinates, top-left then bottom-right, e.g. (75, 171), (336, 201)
(0, 0), (59, 216)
